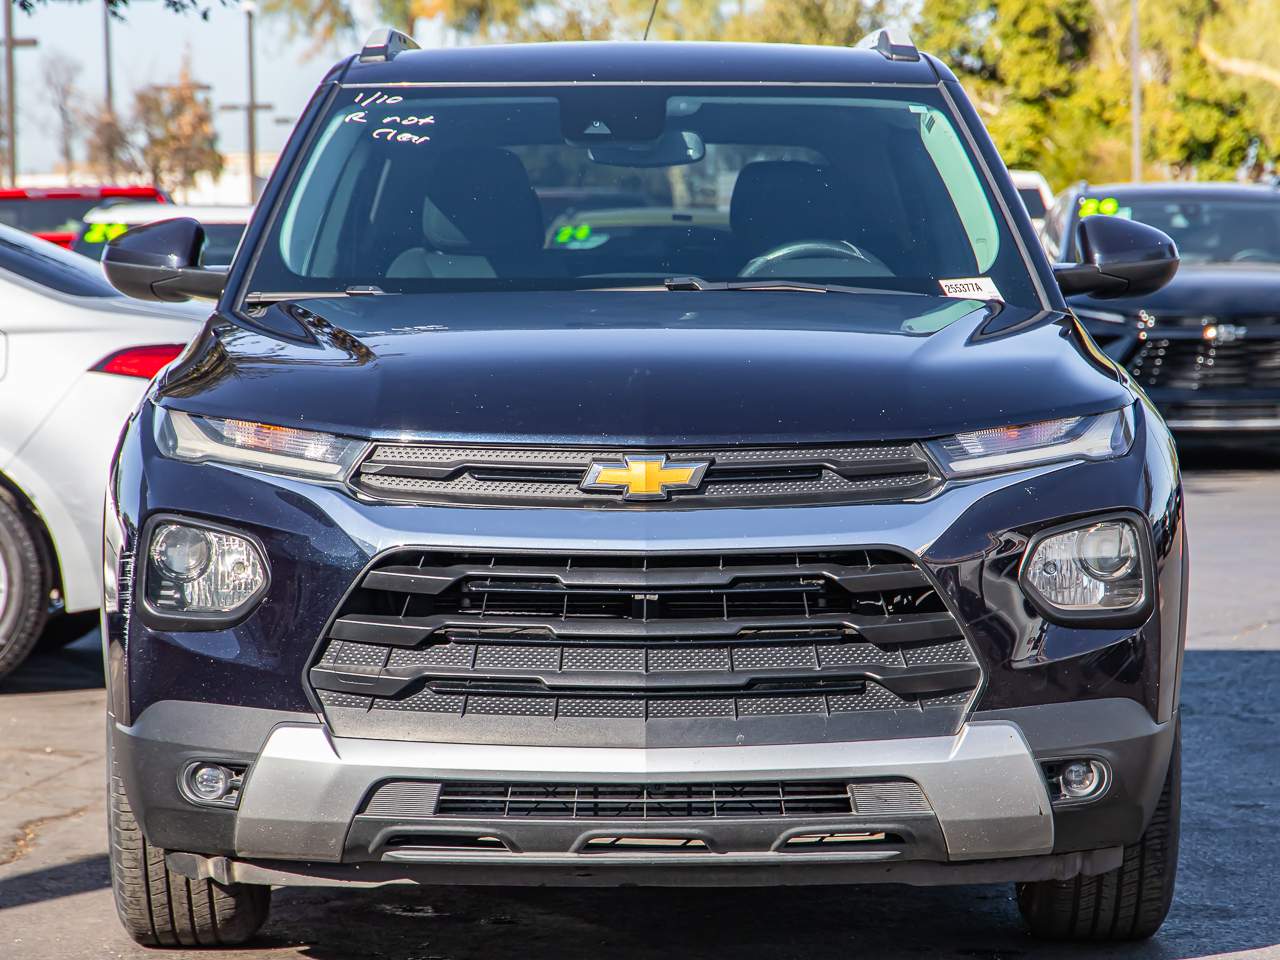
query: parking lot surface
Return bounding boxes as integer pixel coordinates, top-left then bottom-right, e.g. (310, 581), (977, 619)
(3, 451), (1278, 959)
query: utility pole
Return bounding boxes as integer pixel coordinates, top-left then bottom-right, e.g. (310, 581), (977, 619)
(1130, 0), (1142, 182)
(3, 2), (37, 187)
(218, 1), (271, 204)
(103, 0), (113, 116)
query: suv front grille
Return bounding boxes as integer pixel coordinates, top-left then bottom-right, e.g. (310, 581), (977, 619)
(1130, 335), (1280, 391)
(309, 548), (981, 747)
(351, 442), (940, 508)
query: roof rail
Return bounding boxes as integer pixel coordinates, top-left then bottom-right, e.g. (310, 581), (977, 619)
(855, 27), (920, 63)
(359, 28), (420, 64)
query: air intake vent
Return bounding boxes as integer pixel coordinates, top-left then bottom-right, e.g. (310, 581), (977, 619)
(311, 548), (979, 748)
(358, 777), (933, 821)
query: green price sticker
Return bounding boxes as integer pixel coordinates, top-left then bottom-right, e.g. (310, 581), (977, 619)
(1078, 196), (1120, 218)
(83, 222), (130, 244)
(554, 223), (592, 245)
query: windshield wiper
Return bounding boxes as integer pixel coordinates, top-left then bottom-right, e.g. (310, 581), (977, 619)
(662, 276), (916, 296)
(243, 285), (390, 305)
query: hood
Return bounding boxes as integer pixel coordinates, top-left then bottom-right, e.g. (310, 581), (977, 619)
(1072, 263), (1280, 317)
(159, 291), (1128, 446)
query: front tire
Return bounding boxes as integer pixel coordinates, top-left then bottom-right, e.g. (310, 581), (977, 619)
(109, 766), (270, 947)
(0, 496), (48, 679)
(1017, 726), (1180, 941)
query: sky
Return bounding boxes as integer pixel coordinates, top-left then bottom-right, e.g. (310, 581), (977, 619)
(12, 0), (439, 175)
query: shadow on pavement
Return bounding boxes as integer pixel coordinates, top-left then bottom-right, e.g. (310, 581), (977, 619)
(0, 632), (103, 695)
(0, 855), (109, 911)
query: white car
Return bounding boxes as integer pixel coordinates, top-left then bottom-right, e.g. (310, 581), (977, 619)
(73, 203), (253, 267)
(1009, 169), (1054, 233)
(0, 225), (204, 676)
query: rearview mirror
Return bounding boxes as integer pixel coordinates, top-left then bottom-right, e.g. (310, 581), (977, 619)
(1053, 215), (1178, 300)
(588, 130), (705, 167)
(103, 217), (227, 303)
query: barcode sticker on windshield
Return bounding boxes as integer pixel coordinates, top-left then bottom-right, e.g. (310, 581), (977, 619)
(939, 277), (1003, 301)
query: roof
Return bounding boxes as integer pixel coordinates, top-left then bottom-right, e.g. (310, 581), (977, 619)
(1080, 181), (1280, 201)
(339, 40), (951, 87)
(83, 203), (254, 225)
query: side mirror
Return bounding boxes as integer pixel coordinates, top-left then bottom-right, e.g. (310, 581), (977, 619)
(1053, 215), (1179, 300)
(103, 217), (227, 303)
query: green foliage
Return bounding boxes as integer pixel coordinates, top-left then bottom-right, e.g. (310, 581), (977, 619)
(916, 0), (1274, 187)
(238, 0), (1276, 185)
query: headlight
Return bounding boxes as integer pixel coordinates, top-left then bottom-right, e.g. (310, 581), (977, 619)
(156, 407), (366, 480)
(929, 406), (1134, 477)
(1020, 516), (1150, 623)
(144, 519), (268, 621)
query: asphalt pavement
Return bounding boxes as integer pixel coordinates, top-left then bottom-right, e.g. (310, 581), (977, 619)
(3, 449), (1279, 959)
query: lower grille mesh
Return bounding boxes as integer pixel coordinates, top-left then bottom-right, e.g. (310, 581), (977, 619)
(358, 778), (932, 820)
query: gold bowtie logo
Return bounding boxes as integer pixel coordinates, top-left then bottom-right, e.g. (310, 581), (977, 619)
(581, 454), (710, 501)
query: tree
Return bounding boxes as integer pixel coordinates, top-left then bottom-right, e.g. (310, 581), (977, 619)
(916, 0), (1098, 186)
(1198, 0), (1280, 163)
(132, 57), (223, 195)
(914, 0), (1272, 185)
(260, 0), (356, 55)
(83, 108), (136, 181)
(725, 0), (889, 45)
(41, 51), (81, 175)
(14, 0), (220, 15)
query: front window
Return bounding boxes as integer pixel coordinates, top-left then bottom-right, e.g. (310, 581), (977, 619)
(1074, 193), (1280, 265)
(245, 84), (1039, 308)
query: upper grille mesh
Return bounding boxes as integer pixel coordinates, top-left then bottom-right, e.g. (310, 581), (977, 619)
(351, 443), (940, 508)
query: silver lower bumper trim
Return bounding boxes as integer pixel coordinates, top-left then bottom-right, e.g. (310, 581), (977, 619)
(170, 845), (1119, 889)
(233, 721), (1053, 864)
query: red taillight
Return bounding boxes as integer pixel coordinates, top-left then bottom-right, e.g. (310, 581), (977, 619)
(92, 344), (185, 379)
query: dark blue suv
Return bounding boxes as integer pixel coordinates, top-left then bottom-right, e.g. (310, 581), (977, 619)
(100, 28), (1186, 947)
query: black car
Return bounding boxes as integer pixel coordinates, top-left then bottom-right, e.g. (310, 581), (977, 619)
(1044, 182), (1280, 436)
(99, 29), (1187, 947)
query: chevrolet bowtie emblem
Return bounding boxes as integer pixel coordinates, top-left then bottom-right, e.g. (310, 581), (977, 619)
(581, 454), (710, 501)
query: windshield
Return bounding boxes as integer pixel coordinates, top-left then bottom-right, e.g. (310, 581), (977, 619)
(245, 85), (1039, 307)
(1076, 193), (1280, 264)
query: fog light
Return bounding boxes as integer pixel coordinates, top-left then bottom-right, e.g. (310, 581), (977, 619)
(187, 763), (231, 801)
(1044, 758), (1109, 802)
(180, 761), (246, 807)
(1061, 761), (1099, 798)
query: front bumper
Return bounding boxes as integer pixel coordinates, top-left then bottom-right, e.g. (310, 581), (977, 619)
(114, 696), (1173, 887)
